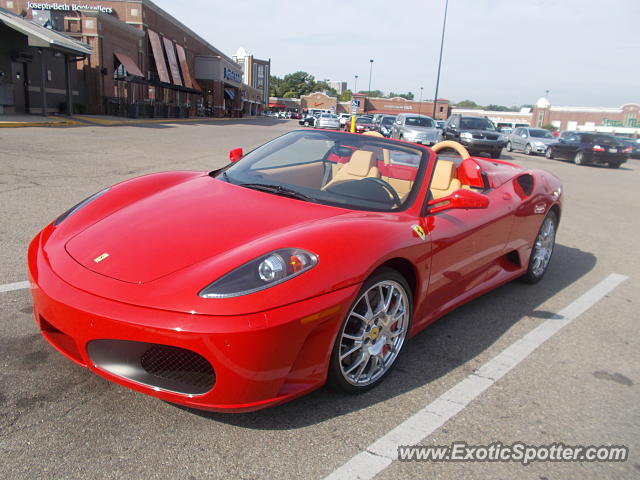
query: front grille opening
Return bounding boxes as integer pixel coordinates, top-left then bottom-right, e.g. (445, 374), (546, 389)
(140, 344), (214, 393)
(39, 315), (86, 365)
(87, 339), (215, 395)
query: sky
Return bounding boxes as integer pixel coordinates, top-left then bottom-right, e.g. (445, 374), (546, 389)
(152, 0), (639, 107)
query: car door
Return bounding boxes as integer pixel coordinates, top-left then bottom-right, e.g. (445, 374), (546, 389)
(418, 176), (517, 322)
(511, 128), (522, 149)
(555, 133), (580, 159)
(392, 116), (403, 139)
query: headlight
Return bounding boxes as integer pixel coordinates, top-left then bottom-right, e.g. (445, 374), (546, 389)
(199, 248), (318, 298)
(54, 187), (110, 226)
(460, 132), (473, 140)
(534, 141), (545, 147)
(498, 134), (507, 141)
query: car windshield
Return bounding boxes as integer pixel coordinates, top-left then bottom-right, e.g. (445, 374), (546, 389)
(581, 134), (620, 145)
(217, 130), (426, 212)
(381, 117), (395, 125)
(529, 129), (553, 139)
(356, 117), (373, 124)
(459, 117), (496, 131)
(405, 117), (434, 127)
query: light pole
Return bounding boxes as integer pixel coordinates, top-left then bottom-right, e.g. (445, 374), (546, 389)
(366, 59), (373, 112)
(418, 86), (424, 115)
(354, 75), (358, 95)
(432, 0), (449, 119)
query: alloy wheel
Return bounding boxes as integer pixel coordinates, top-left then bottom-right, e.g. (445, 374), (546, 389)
(530, 215), (556, 278)
(338, 280), (410, 387)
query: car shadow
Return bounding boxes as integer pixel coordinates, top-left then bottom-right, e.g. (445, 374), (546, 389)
(176, 242), (596, 429)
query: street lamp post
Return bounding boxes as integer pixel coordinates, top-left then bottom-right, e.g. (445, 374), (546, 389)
(418, 86), (424, 115)
(354, 75), (358, 95)
(366, 59), (373, 112)
(432, 0), (449, 120)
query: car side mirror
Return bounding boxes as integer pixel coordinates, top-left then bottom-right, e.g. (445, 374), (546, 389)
(427, 189), (489, 214)
(229, 147), (244, 162)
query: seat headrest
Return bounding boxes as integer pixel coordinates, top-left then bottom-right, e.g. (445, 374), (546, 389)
(346, 150), (375, 177)
(431, 160), (457, 190)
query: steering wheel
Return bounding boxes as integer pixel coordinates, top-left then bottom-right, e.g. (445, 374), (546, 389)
(362, 178), (402, 206)
(431, 140), (471, 160)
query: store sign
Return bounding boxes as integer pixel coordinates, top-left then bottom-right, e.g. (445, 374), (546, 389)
(27, 2), (114, 13)
(383, 104), (413, 110)
(223, 67), (242, 83)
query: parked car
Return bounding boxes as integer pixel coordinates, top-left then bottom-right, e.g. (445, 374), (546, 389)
(316, 113), (341, 130)
(376, 115), (397, 137)
(507, 127), (556, 155)
(290, 112), (302, 120)
(391, 114), (443, 146)
(346, 115), (376, 133)
(28, 130), (562, 412)
(546, 132), (628, 168)
(435, 120), (446, 130)
(615, 136), (640, 159)
(299, 114), (317, 127)
(443, 114), (506, 158)
(338, 113), (352, 127)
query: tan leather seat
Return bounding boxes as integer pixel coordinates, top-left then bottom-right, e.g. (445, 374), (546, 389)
(430, 160), (462, 199)
(323, 150), (379, 190)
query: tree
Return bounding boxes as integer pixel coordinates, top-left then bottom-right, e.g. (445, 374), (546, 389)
(359, 90), (384, 98)
(312, 81), (338, 97)
(283, 91), (297, 98)
(388, 91), (414, 100)
(485, 104), (514, 112)
(455, 99), (480, 109)
(338, 89), (353, 102)
(542, 124), (558, 132)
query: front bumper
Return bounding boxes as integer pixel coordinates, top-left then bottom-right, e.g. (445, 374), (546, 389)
(460, 138), (505, 153)
(28, 232), (357, 412)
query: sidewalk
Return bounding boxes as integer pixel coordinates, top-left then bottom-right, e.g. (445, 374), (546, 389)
(0, 113), (260, 128)
(0, 114), (80, 128)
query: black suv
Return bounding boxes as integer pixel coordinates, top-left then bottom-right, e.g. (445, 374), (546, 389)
(443, 114), (506, 158)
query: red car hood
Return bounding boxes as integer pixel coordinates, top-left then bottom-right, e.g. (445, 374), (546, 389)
(65, 176), (345, 284)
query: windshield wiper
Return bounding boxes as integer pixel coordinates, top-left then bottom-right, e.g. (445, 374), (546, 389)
(239, 183), (313, 202)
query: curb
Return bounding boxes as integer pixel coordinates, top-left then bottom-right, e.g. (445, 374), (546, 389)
(73, 116), (260, 126)
(0, 116), (80, 128)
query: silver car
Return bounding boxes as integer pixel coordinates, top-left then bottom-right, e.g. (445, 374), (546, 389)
(507, 127), (556, 155)
(391, 114), (443, 146)
(316, 113), (341, 130)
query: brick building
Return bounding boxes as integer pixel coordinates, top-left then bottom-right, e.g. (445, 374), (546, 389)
(531, 97), (640, 133)
(0, 0), (262, 117)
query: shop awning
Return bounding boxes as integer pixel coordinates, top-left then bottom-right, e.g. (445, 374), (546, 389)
(269, 103), (285, 108)
(191, 77), (202, 93)
(175, 44), (193, 89)
(147, 29), (170, 84)
(224, 88), (235, 100)
(114, 52), (144, 78)
(0, 8), (91, 56)
(162, 37), (183, 86)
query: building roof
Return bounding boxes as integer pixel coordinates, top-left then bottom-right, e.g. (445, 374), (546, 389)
(0, 7), (91, 55)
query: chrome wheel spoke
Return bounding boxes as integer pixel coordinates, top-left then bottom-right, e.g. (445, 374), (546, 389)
(340, 342), (363, 360)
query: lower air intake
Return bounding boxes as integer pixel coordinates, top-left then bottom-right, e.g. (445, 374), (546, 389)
(87, 339), (215, 395)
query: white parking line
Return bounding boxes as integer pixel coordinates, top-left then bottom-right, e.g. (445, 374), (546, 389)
(324, 273), (628, 480)
(0, 280), (30, 293)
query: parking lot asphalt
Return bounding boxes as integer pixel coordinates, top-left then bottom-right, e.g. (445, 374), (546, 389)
(1, 119), (638, 479)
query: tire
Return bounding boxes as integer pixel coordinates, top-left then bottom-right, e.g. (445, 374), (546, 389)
(608, 162), (621, 169)
(506, 141), (512, 152)
(490, 150), (501, 159)
(303, 121), (309, 127)
(327, 267), (413, 393)
(545, 148), (554, 159)
(524, 144), (532, 155)
(574, 151), (584, 165)
(521, 211), (557, 284)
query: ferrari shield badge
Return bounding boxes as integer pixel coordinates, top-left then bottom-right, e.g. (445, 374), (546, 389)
(411, 224), (426, 241)
(93, 253), (109, 263)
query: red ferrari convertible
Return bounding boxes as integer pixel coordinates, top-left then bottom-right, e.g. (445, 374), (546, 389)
(28, 131), (562, 412)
